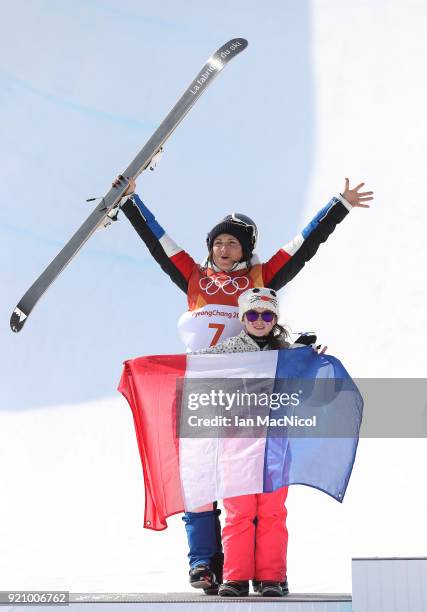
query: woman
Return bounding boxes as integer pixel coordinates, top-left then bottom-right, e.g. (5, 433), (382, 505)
(194, 286), (325, 598)
(115, 177), (372, 353)
(114, 175), (372, 592)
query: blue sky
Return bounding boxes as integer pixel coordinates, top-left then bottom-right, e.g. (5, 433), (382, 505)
(1, 1), (314, 410)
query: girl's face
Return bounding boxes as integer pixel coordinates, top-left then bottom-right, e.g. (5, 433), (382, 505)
(243, 308), (277, 337)
(212, 233), (243, 271)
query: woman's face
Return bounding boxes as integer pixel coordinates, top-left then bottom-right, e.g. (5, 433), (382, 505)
(243, 308), (277, 337)
(212, 233), (243, 271)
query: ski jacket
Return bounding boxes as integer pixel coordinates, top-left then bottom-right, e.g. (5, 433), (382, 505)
(192, 329), (308, 354)
(193, 330), (279, 354)
(122, 194), (351, 350)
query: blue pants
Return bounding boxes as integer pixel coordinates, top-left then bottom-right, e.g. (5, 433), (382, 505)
(182, 503), (223, 581)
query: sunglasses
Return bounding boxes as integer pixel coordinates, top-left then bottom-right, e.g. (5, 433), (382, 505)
(230, 214), (258, 248)
(230, 213), (256, 232)
(245, 310), (275, 323)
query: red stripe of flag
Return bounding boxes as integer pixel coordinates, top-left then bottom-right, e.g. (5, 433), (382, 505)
(118, 354), (187, 530)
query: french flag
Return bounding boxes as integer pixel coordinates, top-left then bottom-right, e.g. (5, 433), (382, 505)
(119, 348), (362, 530)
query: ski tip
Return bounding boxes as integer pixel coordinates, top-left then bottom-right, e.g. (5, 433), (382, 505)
(228, 37), (248, 48)
(10, 307), (28, 333)
(212, 38), (248, 65)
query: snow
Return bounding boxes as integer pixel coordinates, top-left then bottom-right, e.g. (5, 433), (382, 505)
(0, 396), (426, 593)
(1, 0), (427, 595)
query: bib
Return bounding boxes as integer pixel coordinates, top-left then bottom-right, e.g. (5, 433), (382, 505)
(178, 304), (243, 352)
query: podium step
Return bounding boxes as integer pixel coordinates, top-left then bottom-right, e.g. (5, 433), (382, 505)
(69, 592), (352, 610)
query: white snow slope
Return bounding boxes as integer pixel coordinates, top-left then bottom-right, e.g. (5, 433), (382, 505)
(1, 397), (426, 593)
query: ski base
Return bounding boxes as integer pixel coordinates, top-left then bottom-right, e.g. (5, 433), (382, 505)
(10, 38), (248, 332)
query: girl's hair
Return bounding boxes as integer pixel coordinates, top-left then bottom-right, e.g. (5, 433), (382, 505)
(267, 323), (290, 350)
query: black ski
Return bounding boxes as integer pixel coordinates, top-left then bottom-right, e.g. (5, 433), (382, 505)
(10, 38), (248, 332)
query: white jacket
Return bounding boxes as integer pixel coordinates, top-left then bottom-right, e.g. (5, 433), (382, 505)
(193, 330), (291, 354)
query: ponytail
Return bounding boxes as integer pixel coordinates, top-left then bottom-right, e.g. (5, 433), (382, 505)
(267, 324), (290, 350)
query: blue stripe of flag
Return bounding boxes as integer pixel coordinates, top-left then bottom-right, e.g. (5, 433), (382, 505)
(262, 347), (363, 502)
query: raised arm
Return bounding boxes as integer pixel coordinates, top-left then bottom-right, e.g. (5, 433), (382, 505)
(114, 177), (197, 294)
(262, 179), (373, 290)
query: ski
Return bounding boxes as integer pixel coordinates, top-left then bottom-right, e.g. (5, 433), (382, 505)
(10, 38), (248, 333)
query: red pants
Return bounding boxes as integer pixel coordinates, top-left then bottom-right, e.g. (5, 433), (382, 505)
(222, 487), (288, 581)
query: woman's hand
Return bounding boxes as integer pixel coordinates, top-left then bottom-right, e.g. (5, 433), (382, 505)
(112, 175), (136, 196)
(342, 178), (374, 208)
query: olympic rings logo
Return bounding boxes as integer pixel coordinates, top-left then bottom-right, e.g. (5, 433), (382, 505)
(199, 275), (250, 295)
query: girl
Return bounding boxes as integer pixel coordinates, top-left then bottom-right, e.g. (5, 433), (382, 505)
(195, 286), (324, 598)
(114, 176), (372, 592)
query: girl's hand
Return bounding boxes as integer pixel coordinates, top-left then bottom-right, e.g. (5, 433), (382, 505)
(342, 178), (374, 208)
(112, 175), (136, 196)
(315, 344), (328, 354)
